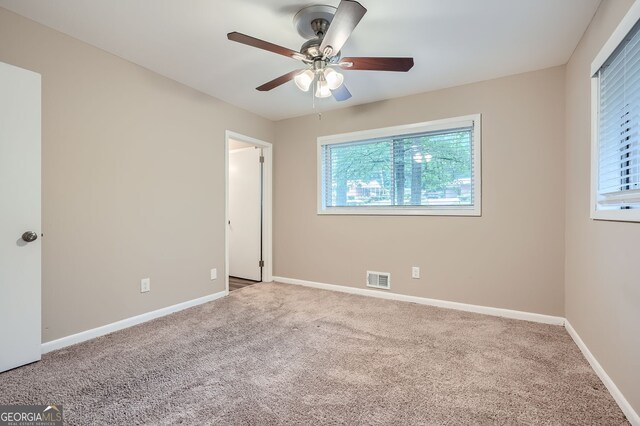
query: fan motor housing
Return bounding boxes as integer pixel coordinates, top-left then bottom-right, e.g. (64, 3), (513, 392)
(300, 38), (341, 62)
(301, 39), (322, 58)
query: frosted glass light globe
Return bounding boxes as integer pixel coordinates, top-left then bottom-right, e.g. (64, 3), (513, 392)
(294, 69), (314, 92)
(315, 79), (332, 98)
(324, 68), (344, 90)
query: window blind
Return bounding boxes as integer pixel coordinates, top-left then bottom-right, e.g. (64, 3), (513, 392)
(321, 126), (474, 209)
(596, 20), (640, 207)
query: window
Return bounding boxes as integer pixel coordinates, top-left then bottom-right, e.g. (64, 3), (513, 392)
(317, 115), (481, 215)
(591, 1), (640, 221)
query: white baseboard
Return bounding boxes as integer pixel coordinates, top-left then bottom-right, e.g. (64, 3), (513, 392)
(37, 279), (637, 424)
(565, 320), (640, 425)
(273, 276), (637, 423)
(41, 291), (226, 354)
(272, 276), (564, 325)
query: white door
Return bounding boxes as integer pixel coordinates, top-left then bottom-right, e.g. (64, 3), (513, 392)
(0, 61), (42, 372)
(229, 147), (262, 281)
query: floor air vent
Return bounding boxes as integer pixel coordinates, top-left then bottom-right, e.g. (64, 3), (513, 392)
(366, 271), (391, 290)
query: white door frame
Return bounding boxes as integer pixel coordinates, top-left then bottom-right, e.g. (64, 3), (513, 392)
(224, 130), (273, 295)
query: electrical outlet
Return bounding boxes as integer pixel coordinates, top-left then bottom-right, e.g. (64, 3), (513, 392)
(140, 278), (150, 293)
(210, 268), (217, 280)
(411, 267), (420, 279)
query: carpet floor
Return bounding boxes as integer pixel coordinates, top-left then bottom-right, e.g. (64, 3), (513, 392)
(0, 283), (629, 425)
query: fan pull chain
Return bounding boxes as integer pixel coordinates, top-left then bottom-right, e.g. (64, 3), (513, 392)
(312, 84), (315, 110)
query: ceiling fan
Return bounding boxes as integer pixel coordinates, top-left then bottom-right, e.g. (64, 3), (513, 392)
(227, 0), (414, 102)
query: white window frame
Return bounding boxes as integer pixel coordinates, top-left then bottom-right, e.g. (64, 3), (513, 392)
(317, 114), (482, 216)
(590, 0), (640, 222)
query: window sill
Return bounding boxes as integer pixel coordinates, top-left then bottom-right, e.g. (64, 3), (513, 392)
(318, 206), (481, 216)
(591, 208), (640, 223)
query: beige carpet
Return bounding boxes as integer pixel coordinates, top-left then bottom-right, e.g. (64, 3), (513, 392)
(0, 283), (629, 425)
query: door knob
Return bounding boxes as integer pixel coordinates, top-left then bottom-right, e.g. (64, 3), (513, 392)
(21, 231), (38, 242)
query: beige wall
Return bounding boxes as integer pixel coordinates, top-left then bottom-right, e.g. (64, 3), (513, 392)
(274, 66), (566, 316)
(564, 0), (640, 414)
(0, 8), (274, 342)
(4, 5), (637, 415)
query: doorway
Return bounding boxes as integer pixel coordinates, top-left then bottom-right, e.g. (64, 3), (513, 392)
(225, 131), (272, 294)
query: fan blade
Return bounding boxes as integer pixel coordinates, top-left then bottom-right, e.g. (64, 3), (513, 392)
(256, 69), (301, 91)
(227, 32), (308, 62)
(331, 84), (352, 102)
(340, 57), (414, 72)
(319, 0), (367, 57)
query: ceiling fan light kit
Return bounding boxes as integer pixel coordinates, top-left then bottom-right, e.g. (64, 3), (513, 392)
(295, 66), (345, 96)
(324, 68), (344, 90)
(294, 69), (315, 92)
(315, 76), (332, 98)
(227, 0), (414, 102)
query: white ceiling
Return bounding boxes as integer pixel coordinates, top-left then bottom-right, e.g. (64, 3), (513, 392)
(0, 0), (600, 120)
